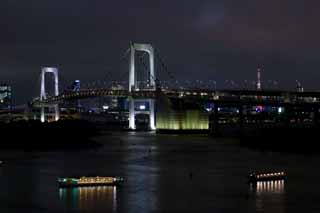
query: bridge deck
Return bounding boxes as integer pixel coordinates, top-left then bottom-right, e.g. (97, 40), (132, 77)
(31, 89), (320, 107)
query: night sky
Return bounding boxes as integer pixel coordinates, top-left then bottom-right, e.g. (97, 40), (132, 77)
(1, 0), (320, 104)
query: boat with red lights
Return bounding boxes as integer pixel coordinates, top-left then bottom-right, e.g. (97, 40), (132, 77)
(57, 176), (124, 187)
(248, 172), (286, 183)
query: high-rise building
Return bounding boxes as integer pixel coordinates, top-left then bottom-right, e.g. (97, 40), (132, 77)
(0, 84), (12, 110)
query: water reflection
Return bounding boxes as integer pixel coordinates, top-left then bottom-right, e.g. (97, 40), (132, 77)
(251, 180), (285, 194)
(250, 180), (285, 213)
(121, 134), (159, 213)
(59, 186), (117, 212)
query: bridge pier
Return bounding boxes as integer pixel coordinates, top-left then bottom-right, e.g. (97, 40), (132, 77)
(40, 104), (60, 123)
(149, 99), (156, 130)
(129, 98), (156, 130)
(54, 104), (60, 121)
(129, 98), (135, 129)
(41, 107), (45, 123)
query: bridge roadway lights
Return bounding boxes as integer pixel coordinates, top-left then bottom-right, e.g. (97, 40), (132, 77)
(129, 98), (156, 130)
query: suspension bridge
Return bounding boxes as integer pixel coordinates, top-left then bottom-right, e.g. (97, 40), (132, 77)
(30, 43), (320, 132)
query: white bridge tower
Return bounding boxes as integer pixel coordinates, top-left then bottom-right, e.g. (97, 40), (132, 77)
(129, 43), (156, 130)
(40, 67), (60, 122)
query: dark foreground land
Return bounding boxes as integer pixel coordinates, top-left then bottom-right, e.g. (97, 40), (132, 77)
(0, 120), (102, 151)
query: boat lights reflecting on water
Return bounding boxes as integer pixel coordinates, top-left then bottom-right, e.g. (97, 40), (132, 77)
(250, 180), (285, 213)
(59, 186), (117, 212)
(251, 180), (285, 194)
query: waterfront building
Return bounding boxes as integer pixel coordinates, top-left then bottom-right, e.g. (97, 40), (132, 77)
(0, 84), (12, 110)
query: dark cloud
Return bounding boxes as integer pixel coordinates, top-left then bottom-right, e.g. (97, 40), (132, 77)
(0, 0), (319, 103)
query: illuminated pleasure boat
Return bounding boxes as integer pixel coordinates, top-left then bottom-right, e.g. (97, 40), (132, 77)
(248, 172), (286, 183)
(57, 176), (124, 187)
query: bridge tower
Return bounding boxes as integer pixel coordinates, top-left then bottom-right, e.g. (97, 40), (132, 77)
(129, 43), (156, 130)
(40, 67), (60, 122)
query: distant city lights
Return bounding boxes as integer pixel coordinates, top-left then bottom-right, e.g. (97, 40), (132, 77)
(256, 106), (263, 112)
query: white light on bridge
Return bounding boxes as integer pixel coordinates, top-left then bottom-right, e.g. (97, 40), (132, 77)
(139, 105), (146, 110)
(103, 105), (109, 110)
(278, 107), (283, 114)
(206, 108), (212, 112)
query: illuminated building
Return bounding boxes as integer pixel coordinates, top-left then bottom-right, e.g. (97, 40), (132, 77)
(156, 97), (209, 131)
(0, 84), (12, 110)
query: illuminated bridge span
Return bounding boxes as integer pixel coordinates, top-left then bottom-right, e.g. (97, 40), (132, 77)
(33, 88), (320, 107)
(33, 42), (320, 131)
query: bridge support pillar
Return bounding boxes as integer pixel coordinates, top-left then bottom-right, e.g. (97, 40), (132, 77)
(40, 104), (60, 123)
(54, 104), (60, 121)
(41, 107), (45, 123)
(129, 98), (136, 130)
(149, 99), (156, 130)
(129, 98), (156, 130)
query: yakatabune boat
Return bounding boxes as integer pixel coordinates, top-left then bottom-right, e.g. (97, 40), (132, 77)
(248, 172), (286, 183)
(57, 176), (124, 187)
